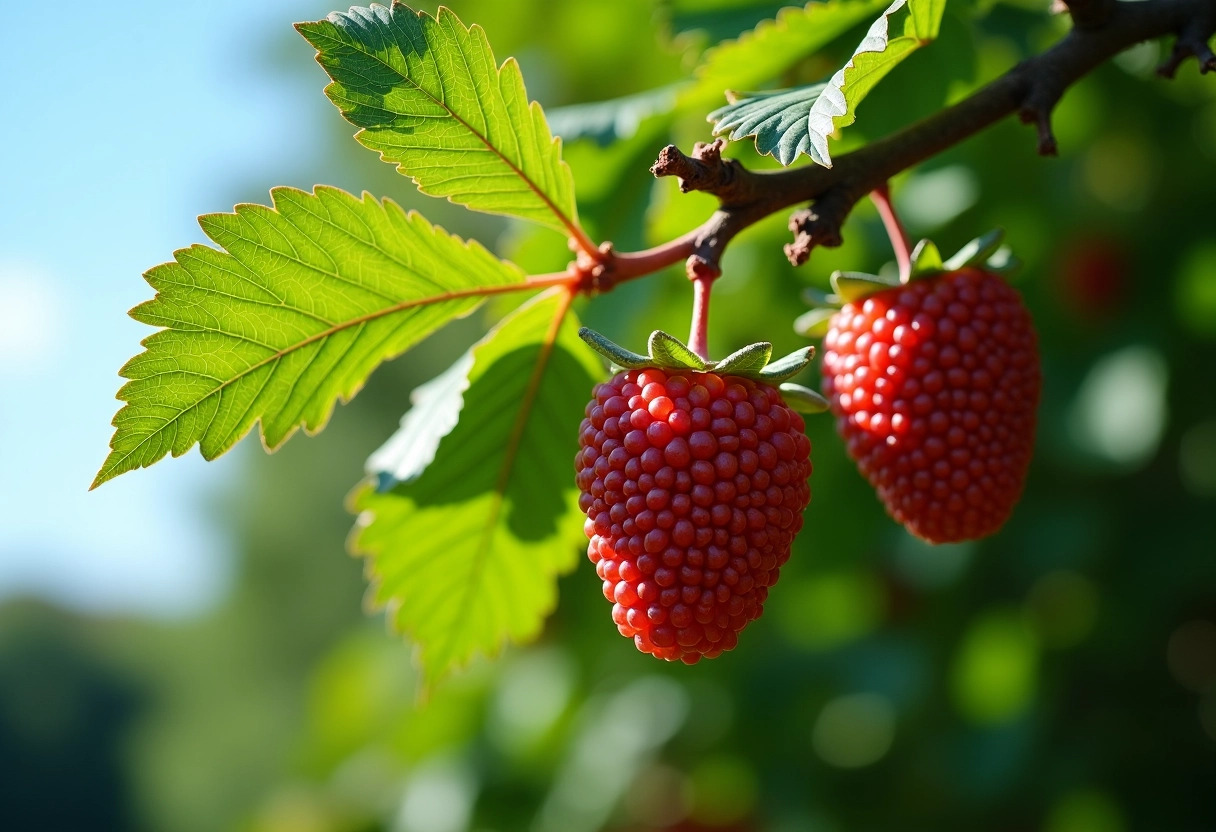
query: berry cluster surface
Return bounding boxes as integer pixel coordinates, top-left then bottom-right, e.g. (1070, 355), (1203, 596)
(822, 268), (1040, 543)
(575, 369), (812, 663)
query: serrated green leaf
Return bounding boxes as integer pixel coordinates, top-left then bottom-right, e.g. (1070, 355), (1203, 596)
(779, 383), (831, 413)
(685, 0), (890, 108)
(944, 228), (1005, 271)
(807, 0), (946, 167)
(648, 331), (708, 370)
(93, 186), (530, 489)
(709, 84), (829, 166)
(758, 346), (816, 382)
(711, 0), (945, 167)
(910, 238), (944, 277)
(713, 342), (773, 375)
(794, 307), (838, 338)
(831, 270), (901, 303)
(547, 84), (680, 146)
(578, 327), (651, 370)
(297, 4), (580, 236)
(351, 289), (600, 682)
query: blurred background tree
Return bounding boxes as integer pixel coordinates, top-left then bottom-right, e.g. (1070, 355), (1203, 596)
(1, 0), (1214, 831)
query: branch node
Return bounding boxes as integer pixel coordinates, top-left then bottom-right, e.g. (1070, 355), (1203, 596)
(785, 206), (845, 266)
(1018, 103), (1059, 157)
(686, 254), (721, 282)
(651, 139), (741, 198)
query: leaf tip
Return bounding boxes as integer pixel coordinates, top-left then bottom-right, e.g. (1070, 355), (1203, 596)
(89, 454), (121, 491)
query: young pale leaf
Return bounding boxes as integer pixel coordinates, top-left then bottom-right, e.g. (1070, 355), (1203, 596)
(297, 4), (580, 238)
(709, 0), (946, 167)
(351, 289), (601, 681)
(93, 186), (530, 489)
(685, 0), (891, 109)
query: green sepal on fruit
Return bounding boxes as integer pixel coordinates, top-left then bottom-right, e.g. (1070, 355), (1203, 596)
(577, 327), (829, 413)
(796, 230), (1020, 337)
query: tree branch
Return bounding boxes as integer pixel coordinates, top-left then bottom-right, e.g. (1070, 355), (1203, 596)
(640, 0), (1215, 273)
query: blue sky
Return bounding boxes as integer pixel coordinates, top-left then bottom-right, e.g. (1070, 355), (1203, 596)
(0, 0), (345, 615)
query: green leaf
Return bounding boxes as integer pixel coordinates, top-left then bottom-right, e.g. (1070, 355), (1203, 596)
(709, 84), (830, 166)
(685, 0), (891, 108)
(794, 307), (838, 338)
(297, 4), (580, 237)
(909, 0), (946, 39)
(648, 330), (708, 370)
(351, 289), (601, 681)
(944, 228), (1005, 271)
(714, 341), (773, 375)
(93, 186), (530, 489)
(709, 0), (946, 167)
(909, 238), (944, 277)
(830, 270), (900, 303)
(807, 0), (946, 166)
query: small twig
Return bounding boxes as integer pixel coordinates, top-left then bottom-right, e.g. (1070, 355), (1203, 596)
(869, 184), (912, 283)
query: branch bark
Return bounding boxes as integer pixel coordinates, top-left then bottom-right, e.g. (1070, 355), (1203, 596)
(640, 0), (1215, 275)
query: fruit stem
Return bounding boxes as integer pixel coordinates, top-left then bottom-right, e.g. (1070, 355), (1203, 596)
(870, 183), (912, 283)
(689, 274), (714, 360)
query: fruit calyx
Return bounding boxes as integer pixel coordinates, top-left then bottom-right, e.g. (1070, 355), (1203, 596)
(577, 327), (829, 414)
(795, 229), (1021, 337)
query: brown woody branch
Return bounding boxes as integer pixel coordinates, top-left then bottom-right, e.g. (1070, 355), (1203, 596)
(638, 0), (1215, 276)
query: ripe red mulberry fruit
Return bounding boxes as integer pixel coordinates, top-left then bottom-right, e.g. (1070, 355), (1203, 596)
(821, 266), (1040, 543)
(575, 368), (812, 663)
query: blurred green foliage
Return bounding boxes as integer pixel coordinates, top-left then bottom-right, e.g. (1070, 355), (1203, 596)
(2, 1), (1215, 830)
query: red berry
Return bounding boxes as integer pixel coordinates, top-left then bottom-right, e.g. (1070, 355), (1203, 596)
(821, 268), (1040, 543)
(576, 368), (812, 663)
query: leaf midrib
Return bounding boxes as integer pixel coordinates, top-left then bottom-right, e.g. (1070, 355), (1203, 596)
(93, 279), (538, 488)
(429, 288), (573, 667)
(331, 17), (577, 238)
